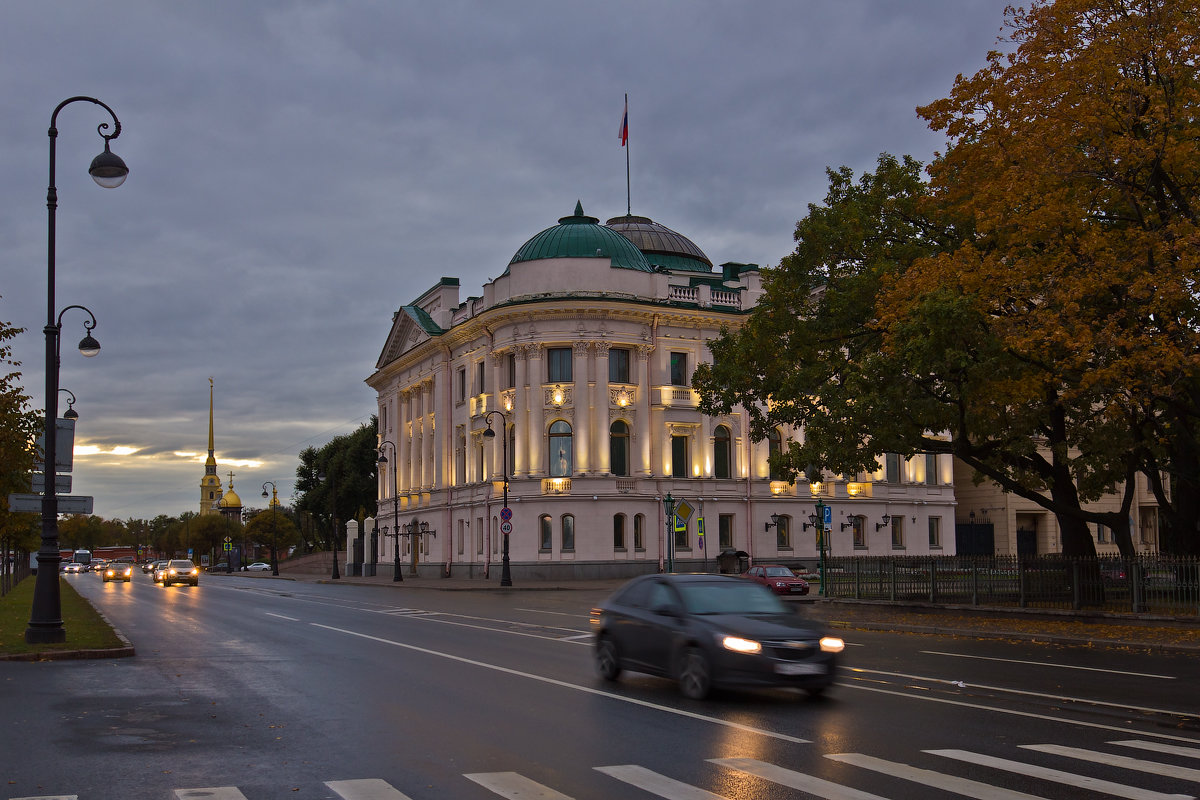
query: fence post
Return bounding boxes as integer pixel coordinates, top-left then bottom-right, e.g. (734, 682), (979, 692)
(972, 559), (979, 606)
(1131, 558), (1144, 614)
(889, 558), (896, 602)
(1071, 559), (1082, 610)
(1019, 558), (1027, 608)
(929, 558), (937, 603)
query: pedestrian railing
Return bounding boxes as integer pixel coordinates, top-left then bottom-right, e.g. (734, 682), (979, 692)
(820, 554), (1200, 616)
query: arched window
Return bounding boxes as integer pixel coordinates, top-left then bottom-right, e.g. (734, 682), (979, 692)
(768, 428), (783, 481)
(539, 514), (552, 551)
(613, 513), (627, 549)
(776, 515), (791, 549)
(562, 514), (575, 551)
(634, 514), (645, 550)
(549, 420), (573, 477)
(713, 425), (731, 479)
(610, 420), (630, 476)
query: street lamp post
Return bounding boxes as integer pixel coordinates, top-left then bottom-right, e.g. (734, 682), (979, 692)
(29, 95), (128, 644)
(261, 481), (279, 576)
(482, 411), (512, 587)
(662, 493), (676, 573)
(214, 497), (234, 572)
(809, 498), (827, 596)
(319, 469), (340, 579)
(376, 441), (402, 582)
(380, 525), (402, 581)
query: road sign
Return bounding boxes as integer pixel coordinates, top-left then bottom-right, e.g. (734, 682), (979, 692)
(500, 521), (512, 535)
(500, 507), (512, 521)
(674, 498), (694, 522)
(32, 418), (76, 473)
(7, 493), (93, 514)
(674, 515), (686, 534)
(823, 505), (832, 527)
(31, 473), (72, 493)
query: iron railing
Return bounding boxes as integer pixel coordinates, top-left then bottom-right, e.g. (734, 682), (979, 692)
(1, 541), (31, 598)
(817, 555), (1200, 616)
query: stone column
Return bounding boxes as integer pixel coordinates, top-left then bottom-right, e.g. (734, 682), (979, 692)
(594, 342), (611, 474)
(573, 341), (590, 474)
(527, 344), (545, 476)
(637, 345), (653, 476)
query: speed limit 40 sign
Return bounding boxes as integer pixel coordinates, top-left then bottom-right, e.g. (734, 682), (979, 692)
(500, 521), (513, 535)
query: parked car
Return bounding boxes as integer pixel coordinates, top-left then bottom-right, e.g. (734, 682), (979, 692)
(207, 562), (230, 572)
(741, 564), (810, 596)
(158, 559), (200, 587)
(103, 563), (133, 582)
(62, 562), (84, 574)
(245, 562), (272, 572)
(591, 573), (843, 700)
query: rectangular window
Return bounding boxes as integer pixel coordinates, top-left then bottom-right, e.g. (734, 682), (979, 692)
(670, 352), (688, 386)
(719, 514), (734, 550)
(610, 348), (630, 383)
(547, 347), (572, 383)
(1096, 523), (1108, 544)
(885, 453), (900, 483)
(925, 453), (937, 484)
(634, 514), (645, 550)
(776, 516), (791, 549)
(477, 361), (486, 396)
(671, 435), (688, 478)
(613, 515), (626, 549)
(539, 515), (552, 551)
(505, 353), (516, 390)
(928, 517), (941, 548)
(562, 515), (575, 551)
(457, 367), (466, 403)
(853, 516), (866, 548)
(892, 516), (905, 549)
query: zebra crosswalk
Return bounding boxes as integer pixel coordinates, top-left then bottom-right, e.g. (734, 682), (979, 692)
(13, 736), (1199, 800)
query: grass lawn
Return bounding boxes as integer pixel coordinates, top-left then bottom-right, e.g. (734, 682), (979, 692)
(0, 575), (126, 656)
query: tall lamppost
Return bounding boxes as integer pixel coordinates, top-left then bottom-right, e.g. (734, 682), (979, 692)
(806, 498), (828, 596)
(26, 96), (128, 645)
(261, 481), (279, 576)
(662, 493), (676, 573)
(482, 411), (512, 587)
(376, 440), (402, 582)
(214, 497), (234, 572)
(319, 469), (340, 579)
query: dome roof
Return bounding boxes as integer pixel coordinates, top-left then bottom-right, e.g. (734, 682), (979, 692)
(605, 214), (713, 272)
(509, 202), (653, 273)
(221, 487), (243, 508)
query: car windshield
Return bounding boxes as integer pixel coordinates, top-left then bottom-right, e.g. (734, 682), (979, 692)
(169, 561), (194, 569)
(764, 567), (794, 578)
(677, 581), (788, 615)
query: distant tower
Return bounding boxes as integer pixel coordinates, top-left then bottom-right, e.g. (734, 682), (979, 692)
(200, 378), (224, 516)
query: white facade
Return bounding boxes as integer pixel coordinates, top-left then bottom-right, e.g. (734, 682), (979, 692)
(367, 206), (956, 579)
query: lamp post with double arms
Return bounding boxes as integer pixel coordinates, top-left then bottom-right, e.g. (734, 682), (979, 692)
(27, 97), (128, 644)
(482, 411), (511, 587)
(662, 493), (676, 573)
(376, 440), (402, 581)
(261, 481), (279, 576)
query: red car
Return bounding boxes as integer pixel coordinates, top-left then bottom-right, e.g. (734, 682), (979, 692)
(742, 564), (809, 596)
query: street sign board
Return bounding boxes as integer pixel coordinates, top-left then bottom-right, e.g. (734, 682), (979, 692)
(674, 498), (694, 522)
(32, 418), (76, 473)
(674, 515), (686, 534)
(7, 493), (93, 514)
(31, 473), (72, 493)
(823, 505), (832, 527)
(500, 507), (512, 521)
(500, 521), (512, 535)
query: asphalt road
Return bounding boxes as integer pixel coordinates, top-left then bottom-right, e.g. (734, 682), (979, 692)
(2, 572), (1198, 800)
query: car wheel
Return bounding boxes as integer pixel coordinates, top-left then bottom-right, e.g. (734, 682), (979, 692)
(805, 685), (828, 698)
(677, 646), (712, 700)
(596, 636), (621, 682)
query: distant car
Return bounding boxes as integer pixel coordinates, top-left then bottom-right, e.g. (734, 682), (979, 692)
(207, 562), (230, 572)
(87, 560), (107, 573)
(592, 573), (843, 700)
(150, 561), (170, 581)
(103, 563), (133, 582)
(158, 559), (200, 587)
(62, 562), (84, 574)
(245, 562), (271, 572)
(741, 564), (810, 596)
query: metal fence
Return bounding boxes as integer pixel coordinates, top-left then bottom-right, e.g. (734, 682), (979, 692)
(1, 541), (31, 598)
(820, 555), (1200, 616)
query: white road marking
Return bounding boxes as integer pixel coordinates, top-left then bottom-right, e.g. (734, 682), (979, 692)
(1112, 740), (1200, 759)
(312, 623), (811, 745)
(594, 765), (727, 799)
(464, 772), (574, 799)
(325, 778), (415, 800)
(1021, 744), (1200, 782)
(920, 650), (1176, 679)
(827, 752), (1046, 799)
(175, 789), (249, 800)
(264, 612), (299, 621)
(929, 748), (1192, 800)
(710, 757), (889, 799)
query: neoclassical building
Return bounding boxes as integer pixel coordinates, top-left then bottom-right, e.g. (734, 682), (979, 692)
(367, 203), (956, 579)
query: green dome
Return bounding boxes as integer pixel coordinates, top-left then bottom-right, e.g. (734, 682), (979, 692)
(605, 214), (713, 272)
(509, 201), (654, 273)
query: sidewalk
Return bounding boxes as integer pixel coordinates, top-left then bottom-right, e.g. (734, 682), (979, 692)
(230, 569), (1200, 655)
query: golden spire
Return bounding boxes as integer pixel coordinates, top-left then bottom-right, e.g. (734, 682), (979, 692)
(205, 377), (217, 471)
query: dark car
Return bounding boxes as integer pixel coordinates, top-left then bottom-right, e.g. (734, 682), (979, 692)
(102, 563), (133, 582)
(158, 559), (199, 586)
(591, 573), (843, 700)
(741, 564), (810, 596)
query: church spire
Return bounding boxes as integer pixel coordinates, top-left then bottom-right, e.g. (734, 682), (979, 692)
(200, 378), (222, 515)
(205, 377), (217, 474)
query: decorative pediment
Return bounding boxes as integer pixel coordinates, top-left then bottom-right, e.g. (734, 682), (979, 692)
(376, 307), (445, 369)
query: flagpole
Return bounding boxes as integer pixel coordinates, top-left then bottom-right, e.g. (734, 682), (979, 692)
(624, 93), (631, 215)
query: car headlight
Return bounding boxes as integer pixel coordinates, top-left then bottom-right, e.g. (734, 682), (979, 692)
(190, 569), (198, 576)
(820, 636), (845, 653)
(168, 569), (177, 576)
(720, 635), (762, 655)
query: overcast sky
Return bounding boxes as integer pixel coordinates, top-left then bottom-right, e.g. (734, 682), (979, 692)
(2, 1), (1011, 520)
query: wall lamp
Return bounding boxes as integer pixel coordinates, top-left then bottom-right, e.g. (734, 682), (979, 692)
(764, 512), (781, 533)
(876, 514), (892, 531)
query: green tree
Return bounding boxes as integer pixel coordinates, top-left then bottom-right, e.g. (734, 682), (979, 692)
(294, 418), (378, 549)
(0, 307), (41, 553)
(243, 506), (300, 560)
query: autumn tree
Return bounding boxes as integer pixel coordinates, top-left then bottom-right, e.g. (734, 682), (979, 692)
(0, 308), (41, 554)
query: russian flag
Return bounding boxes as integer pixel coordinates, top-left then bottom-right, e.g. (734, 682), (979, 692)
(619, 99), (628, 147)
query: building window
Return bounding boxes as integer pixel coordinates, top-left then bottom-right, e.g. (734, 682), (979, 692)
(457, 367), (467, 403)
(928, 517), (942, 548)
(505, 352), (516, 390)
(549, 420), (573, 477)
(852, 516), (866, 548)
(1096, 523), (1109, 544)
(719, 514), (734, 549)
(539, 514), (552, 551)
(562, 514), (575, 551)
(634, 514), (645, 550)
(547, 347), (572, 383)
(670, 352), (689, 386)
(768, 429), (783, 481)
(776, 515), (791, 549)
(614, 514), (626, 550)
(610, 348), (630, 383)
(713, 425), (731, 479)
(610, 420), (630, 476)
(925, 453), (937, 485)
(892, 516), (905, 549)
(885, 453), (900, 484)
(477, 361), (486, 396)
(671, 435), (688, 478)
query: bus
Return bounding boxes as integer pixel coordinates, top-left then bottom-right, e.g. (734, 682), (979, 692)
(72, 549), (92, 566)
